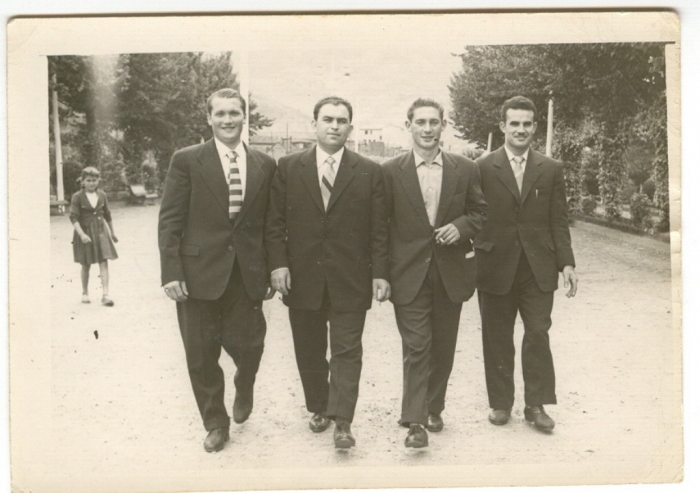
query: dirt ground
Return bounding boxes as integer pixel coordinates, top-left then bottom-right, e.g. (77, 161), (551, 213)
(41, 201), (676, 491)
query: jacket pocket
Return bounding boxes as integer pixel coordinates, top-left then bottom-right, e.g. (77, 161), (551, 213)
(473, 239), (494, 252)
(180, 245), (200, 256)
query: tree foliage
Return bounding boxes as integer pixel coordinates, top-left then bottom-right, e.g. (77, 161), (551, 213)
(449, 43), (669, 224)
(49, 51), (273, 194)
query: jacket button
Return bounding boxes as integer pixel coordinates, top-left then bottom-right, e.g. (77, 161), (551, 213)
(515, 241), (519, 247)
(425, 258), (431, 263)
(227, 246), (234, 252)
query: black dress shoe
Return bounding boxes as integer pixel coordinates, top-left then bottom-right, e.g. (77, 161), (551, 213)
(524, 405), (555, 431)
(334, 419), (356, 449)
(309, 412), (331, 433)
(426, 413), (444, 432)
(405, 423), (429, 448)
(203, 427), (230, 453)
(233, 387), (254, 424)
(488, 408), (512, 426)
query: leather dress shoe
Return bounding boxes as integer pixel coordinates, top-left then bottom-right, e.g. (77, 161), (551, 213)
(426, 413), (444, 432)
(333, 419), (356, 449)
(233, 387), (254, 424)
(309, 412), (331, 433)
(405, 423), (429, 448)
(488, 408), (511, 426)
(524, 405), (555, 431)
(203, 427), (230, 453)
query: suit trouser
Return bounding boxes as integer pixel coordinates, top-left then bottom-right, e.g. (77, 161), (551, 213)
(394, 258), (463, 426)
(478, 251), (556, 410)
(288, 289), (367, 423)
(176, 261), (266, 431)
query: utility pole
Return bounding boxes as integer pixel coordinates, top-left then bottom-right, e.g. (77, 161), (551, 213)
(51, 73), (66, 213)
(487, 132), (493, 153)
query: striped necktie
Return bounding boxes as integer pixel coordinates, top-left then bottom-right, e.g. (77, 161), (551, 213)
(512, 155), (525, 193)
(228, 151), (243, 220)
(321, 156), (336, 210)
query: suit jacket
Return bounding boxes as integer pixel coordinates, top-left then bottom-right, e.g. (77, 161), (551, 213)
(382, 151), (487, 305)
(474, 146), (575, 295)
(158, 139), (276, 301)
(265, 146), (389, 312)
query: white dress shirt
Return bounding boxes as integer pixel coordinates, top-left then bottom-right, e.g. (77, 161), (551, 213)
(214, 138), (247, 203)
(316, 146), (345, 186)
(414, 150), (443, 227)
(504, 146), (530, 175)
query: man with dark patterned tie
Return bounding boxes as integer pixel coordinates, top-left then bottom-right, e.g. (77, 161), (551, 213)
(158, 88), (276, 453)
(265, 96), (390, 449)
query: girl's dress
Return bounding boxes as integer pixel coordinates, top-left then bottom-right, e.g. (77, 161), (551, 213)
(70, 189), (118, 265)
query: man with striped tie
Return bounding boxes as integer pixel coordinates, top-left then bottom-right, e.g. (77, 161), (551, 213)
(158, 88), (276, 453)
(265, 96), (390, 449)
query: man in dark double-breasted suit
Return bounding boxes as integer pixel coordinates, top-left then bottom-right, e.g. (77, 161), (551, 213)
(159, 89), (276, 453)
(382, 98), (487, 448)
(475, 95), (578, 432)
(265, 96), (389, 449)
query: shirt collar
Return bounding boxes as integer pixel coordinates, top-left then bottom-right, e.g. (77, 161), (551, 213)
(414, 150), (443, 167)
(316, 146), (345, 168)
(214, 137), (245, 161)
(504, 146), (529, 165)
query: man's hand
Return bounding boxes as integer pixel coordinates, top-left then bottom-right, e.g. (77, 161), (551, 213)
(271, 268), (291, 296)
(111, 235), (119, 243)
(434, 223), (461, 245)
(264, 285), (276, 301)
(562, 266), (578, 298)
(373, 278), (391, 302)
(163, 280), (188, 302)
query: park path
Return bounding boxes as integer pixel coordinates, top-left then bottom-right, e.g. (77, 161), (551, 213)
(44, 202), (675, 491)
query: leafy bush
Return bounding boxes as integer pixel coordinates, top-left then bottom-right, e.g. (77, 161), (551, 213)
(630, 192), (652, 228)
(642, 178), (656, 201)
(581, 196), (597, 216)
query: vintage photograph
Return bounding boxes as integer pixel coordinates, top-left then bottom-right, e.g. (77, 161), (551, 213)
(8, 11), (681, 493)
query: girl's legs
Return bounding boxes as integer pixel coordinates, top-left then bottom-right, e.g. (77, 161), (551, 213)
(81, 263), (91, 303)
(99, 261), (113, 306)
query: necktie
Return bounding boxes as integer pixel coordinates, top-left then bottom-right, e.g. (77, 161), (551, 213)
(321, 156), (336, 210)
(513, 155), (525, 193)
(228, 151), (243, 220)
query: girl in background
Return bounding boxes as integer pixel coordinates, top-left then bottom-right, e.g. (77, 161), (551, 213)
(69, 166), (119, 306)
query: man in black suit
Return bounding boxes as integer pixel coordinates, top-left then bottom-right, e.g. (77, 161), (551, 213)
(159, 89), (276, 452)
(265, 96), (390, 448)
(383, 98), (486, 448)
(474, 95), (578, 431)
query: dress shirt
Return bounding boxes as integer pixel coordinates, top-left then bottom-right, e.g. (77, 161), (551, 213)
(214, 138), (247, 203)
(504, 146), (530, 175)
(316, 146), (345, 186)
(414, 150), (443, 227)
(86, 191), (98, 208)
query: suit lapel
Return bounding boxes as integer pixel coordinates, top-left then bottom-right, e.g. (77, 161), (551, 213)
(434, 153), (458, 227)
(326, 148), (356, 212)
(197, 139), (229, 215)
(397, 152), (432, 232)
(493, 147), (521, 203)
(519, 150), (543, 204)
(234, 143), (265, 227)
(300, 146), (326, 214)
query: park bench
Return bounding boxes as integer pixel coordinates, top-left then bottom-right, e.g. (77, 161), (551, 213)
(128, 184), (158, 205)
(50, 198), (69, 215)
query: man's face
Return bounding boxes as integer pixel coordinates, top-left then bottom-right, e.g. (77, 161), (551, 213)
(406, 106), (446, 153)
(207, 97), (245, 146)
(313, 104), (353, 153)
(500, 108), (537, 153)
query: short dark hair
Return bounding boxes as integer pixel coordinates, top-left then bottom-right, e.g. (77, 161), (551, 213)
(313, 96), (353, 122)
(407, 98), (444, 122)
(500, 96), (537, 122)
(206, 88), (247, 116)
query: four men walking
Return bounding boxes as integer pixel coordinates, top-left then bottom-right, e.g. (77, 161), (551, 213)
(159, 90), (576, 452)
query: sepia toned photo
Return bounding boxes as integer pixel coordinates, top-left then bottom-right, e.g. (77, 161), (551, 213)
(7, 10), (681, 493)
